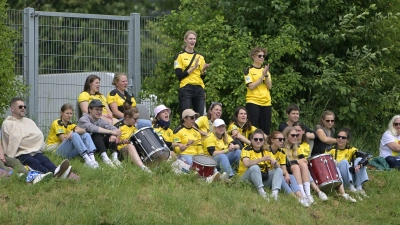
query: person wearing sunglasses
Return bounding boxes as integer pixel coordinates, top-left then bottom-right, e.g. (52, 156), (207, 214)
(78, 99), (122, 168)
(113, 107), (152, 172)
(266, 131), (310, 207)
(238, 129), (283, 201)
(379, 115), (400, 169)
(174, 30), (211, 116)
(244, 47), (272, 136)
(195, 102), (223, 136)
(1, 97), (75, 180)
(228, 106), (258, 146)
(203, 119), (242, 181)
(46, 103), (99, 169)
(293, 121), (329, 201)
(173, 109), (203, 166)
(311, 110), (337, 156)
(325, 128), (369, 199)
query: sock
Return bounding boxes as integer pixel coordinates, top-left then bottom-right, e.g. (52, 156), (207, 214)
(101, 152), (110, 161)
(88, 152), (96, 161)
(303, 182), (311, 196)
(349, 184), (357, 191)
(82, 153), (92, 164)
(298, 184), (307, 198)
(111, 152), (119, 160)
(272, 189), (278, 195)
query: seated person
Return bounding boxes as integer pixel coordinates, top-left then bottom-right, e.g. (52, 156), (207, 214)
(1, 97), (74, 179)
(194, 102), (223, 136)
(379, 115), (400, 169)
(238, 129), (283, 201)
(46, 103), (99, 169)
(311, 110), (337, 156)
(107, 73), (151, 129)
(203, 119), (242, 180)
(326, 128), (369, 198)
(228, 106), (257, 146)
(152, 105), (178, 158)
(278, 104), (315, 141)
(78, 99), (122, 167)
(114, 107), (151, 172)
(78, 75), (117, 125)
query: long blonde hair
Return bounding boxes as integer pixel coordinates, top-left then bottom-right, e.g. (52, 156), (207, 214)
(282, 126), (298, 159)
(213, 126), (230, 146)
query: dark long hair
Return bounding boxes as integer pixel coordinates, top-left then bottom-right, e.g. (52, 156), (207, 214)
(230, 106), (253, 132)
(83, 75), (101, 94)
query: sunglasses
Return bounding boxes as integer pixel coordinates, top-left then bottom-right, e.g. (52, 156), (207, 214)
(17, 105), (26, 109)
(325, 120), (335, 123)
(394, 123), (400, 127)
(273, 138), (285, 142)
(185, 116), (195, 120)
(290, 134), (299, 138)
(209, 102), (222, 110)
(253, 138), (264, 142)
(337, 135), (348, 140)
(257, 54), (265, 58)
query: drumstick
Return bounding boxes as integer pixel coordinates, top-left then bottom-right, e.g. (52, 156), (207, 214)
(226, 119), (248, 133)
(185, 133), (213, 147)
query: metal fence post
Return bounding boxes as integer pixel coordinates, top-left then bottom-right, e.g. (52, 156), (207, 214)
(23, 7), (38, 120)
(129, 13), (141, 101)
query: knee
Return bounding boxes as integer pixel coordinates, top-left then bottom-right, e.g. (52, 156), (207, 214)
(273, 167), (283, 176)
(291, 164), (300, 172)
(81, 132), (91, 138)
(249, 165), (261, 172)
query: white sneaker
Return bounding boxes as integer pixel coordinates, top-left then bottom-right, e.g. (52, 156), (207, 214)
(103, 159), (116, 168)
(342, 193), (357, 203)
(357, 190), (369, 198)
(60, 166), (72, 179)
(307, 195), (314, 204)
(112, 158), (122, 167)
(270, 192), (278, 201)
(205, 172), (220, 184)
(299, 198), (310, 207)
(54, 159), (70, 178)
(318, 191), (328, 201)
(32, 172), (53, 184)
(220, 172), (229, 181)
(85, 161), (99, 169)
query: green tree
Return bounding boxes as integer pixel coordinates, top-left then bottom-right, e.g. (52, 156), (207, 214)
(143, 0), (400, 152)
(0, 0), (28, 122)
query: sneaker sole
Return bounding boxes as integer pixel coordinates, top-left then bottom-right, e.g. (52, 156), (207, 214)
(60, 166), (72, 179)
(54, 160), (70, 178)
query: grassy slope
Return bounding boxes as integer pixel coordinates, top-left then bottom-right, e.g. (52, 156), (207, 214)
(1, 153), (399, 225)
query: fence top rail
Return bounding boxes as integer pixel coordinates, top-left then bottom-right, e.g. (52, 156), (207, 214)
(33, 10), (138, 21)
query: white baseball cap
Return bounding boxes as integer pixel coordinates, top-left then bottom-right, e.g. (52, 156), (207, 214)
(154, 105), (170, 117)
(213, 119), (226, 127)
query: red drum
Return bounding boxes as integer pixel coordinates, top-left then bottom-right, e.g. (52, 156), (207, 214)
(191, 155), (217, 178)
(131, 127), (170, 165)
(308, 154), (342, 192)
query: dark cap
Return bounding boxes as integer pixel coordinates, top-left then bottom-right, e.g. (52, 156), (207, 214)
(88, 99), (105, 108)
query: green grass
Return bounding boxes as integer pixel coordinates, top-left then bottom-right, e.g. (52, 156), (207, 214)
(1, 153), (400, 225)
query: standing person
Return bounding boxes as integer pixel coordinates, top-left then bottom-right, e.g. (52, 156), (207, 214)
(311, 110), (337, 156)
(227, 106), (258, 146)
(379, 115), (400, 169)
(195, 102), (223, 136)
(326, 128), (369, 198)
(173, 109), (203, 166)
(244, 47), (272, 135)
(174, 30), (210, 116)
(278, 104), (315, 141)
(107, 73), (151, 129)
(78, 75), (116, 125)
(46, 103), (99, 168)
(1, 97), (73, 179)
(203, 119), (242, 180)
(78, 99), (122, 167)
(114, 108), (152, 172)
(238, 129), (283, 201)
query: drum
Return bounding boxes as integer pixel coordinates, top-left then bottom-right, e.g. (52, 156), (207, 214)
(191, 155), (217, 177)
(308, 154), (342, 192)
(131, 127), (170, 165)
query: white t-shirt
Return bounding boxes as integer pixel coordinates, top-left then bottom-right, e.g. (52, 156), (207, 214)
(379, 130), (400, 158)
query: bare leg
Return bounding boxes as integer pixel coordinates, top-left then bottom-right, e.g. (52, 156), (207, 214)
(121, 144), (144, 168)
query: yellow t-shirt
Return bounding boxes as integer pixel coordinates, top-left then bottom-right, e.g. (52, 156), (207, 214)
(298, 142), (311, 158)
(153, 125), (174, 143)
(195, 116), (213, 134)
(269, 148), (287, 166)
(227, 123), (257, 140)
(173, 125), (203, 155)
(238, 145), (274, 176)
(78, 92), (108, 114)
(174, 51), (206, 88)
(203, 133), (234, 156)
(46, 119), (76, 146)
(106, 90), (137, 118)
(244, 66), (272, 106)
(117, 124), (137, 151)
(326, 147), (357, 163)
